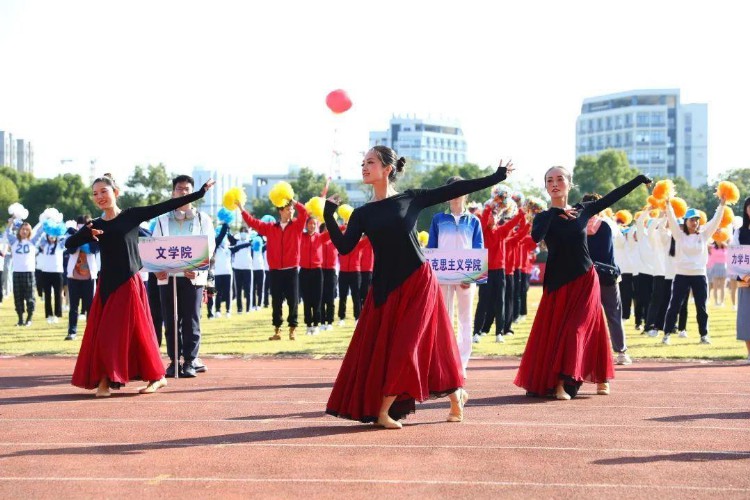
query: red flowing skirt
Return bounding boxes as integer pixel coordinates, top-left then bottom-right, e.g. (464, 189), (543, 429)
(326, 262), (464, 422)
(514, 267), (614, 396)
(72, 274), (165, 390)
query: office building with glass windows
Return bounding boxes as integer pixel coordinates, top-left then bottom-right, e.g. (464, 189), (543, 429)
(576, 89), (707, 187)
(369, 115), (467, 169)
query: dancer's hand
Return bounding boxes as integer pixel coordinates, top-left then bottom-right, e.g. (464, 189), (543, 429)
(201, 179), (216, 191)
(327, 195), (342, 207)
(84, 222), (104, 241)
(551, 207), (578, 220)
(497, 159), (514, 177)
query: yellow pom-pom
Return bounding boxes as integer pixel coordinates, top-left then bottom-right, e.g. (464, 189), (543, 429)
(615, 210), (633, 225)
(697, 210), (707, 226)
(713, 228), (731, 243)
(337, 204), (354, 223)
(305, 197), (325, 220)
(669, 197), (688, 218)
(222, 187), (247, 211)
(417, 230), (429, 248)
(719, 206), (734, 228)
(652, 180), (675, 200)
(603, 208), (614, 219)
(647, 195), (667, 210)
(268, 181), (295, 208)
(716, 181), (740, 205)
(649, 209), (660, 218)
(634, 211), (644, 221)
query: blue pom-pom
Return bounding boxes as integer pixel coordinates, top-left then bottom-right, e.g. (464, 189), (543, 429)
(43, 220), (67, 238)
(251, 237), (263, 252)
(148, 218), (157, 234)
(261, 214), (276, 224)
(217, 208), (236, 225)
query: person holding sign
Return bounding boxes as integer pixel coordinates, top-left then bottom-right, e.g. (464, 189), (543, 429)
(152, 175), (215, 378)
(732, 196), (750, 361)
(426, 176), (484, 378)
(66, 173), (214, 397)
(323, 146), (513, 429)
(514, 167), (651, 400)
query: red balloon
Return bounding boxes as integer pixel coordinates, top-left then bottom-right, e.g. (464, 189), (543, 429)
(326, 89), (352, 114)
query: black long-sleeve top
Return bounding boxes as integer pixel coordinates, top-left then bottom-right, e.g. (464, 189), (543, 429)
(324, 167), (507, 306)
(531, 175), (649, 292)
(65, 186), (208, 304)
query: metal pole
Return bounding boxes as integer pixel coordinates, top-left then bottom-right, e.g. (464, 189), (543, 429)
(173, 275), (179, 379)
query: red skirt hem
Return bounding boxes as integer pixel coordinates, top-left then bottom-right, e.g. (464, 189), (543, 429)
(514, 267), (614, 396)
(326, 262), (464, 422)
(71, 274), (165, 390)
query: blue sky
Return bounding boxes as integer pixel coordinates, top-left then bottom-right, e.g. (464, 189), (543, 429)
(0, 0), (747, 186)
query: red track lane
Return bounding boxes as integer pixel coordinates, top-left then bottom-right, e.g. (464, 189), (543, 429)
(0, 357), (748, 499)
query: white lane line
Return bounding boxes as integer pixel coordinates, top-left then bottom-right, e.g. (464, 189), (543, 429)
(0, 477), (748, 492)
(0, 417), (747, 431)
(0, 442), (748, 456)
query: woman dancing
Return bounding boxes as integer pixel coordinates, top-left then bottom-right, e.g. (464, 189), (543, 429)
(66, 174), (214, 397)
(324, 145), (512, 429)
(514, 167), (650, 399)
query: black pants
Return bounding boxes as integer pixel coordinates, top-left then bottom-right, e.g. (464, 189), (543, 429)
(34, 269), (44, 298)
(634, 273), (653, 327)
(322, 269), (337, 325)
(664, 275), (708, 336)
(159, 277), (203, 363)
(338, 271), (361, 320)
(665, 278), (689, 331)
(146, 273), (163, 346)
(270, 268), (299, 328)
(252, 270), (264, 308)
(67, 279), (94, 336)
(513, 269), (522, 322)
(503, 272), (515, 333)
(520, 272), (530, 316)
(214, 274), (232, 313)
(645, 276), (668, 331)
(300, 268), (323, 327)
(263, 270), (271, 307)
(40, 271), (63, 318)
(619, 273), (635, 319)
(359, 271), (373, 309)
(13, 271), (35, 321)
(477, 270), (504, 335)
(0, 271), (3, 303)
(234, 269), (252, 312)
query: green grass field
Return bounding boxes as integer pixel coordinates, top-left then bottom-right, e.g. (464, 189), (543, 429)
(0, 286), (747, 360)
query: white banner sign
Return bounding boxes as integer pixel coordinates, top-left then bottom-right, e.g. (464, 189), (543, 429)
(423, 248), (488, 284)
(727, 244), (750, 276)
(138, 235), (210, 273)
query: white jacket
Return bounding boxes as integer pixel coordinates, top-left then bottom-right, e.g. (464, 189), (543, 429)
(666, 203), (724, 276)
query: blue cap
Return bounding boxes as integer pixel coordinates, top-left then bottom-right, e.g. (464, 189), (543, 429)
(683, 208), (700, 220)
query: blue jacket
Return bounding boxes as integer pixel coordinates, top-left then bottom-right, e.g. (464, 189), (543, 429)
(427, 211), (484, 250)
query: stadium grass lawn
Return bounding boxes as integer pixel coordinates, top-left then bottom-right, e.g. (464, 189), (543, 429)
(0, 286), (747, 360)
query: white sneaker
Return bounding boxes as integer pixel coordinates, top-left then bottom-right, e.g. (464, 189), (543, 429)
(678, 330), (688, 338)
(616, 352), (633, 365)
(700, 336), (712, 344)
(306, 327), (313, 335)
(646, 329), (659, 338)
(226, 312), (232, 318)
(53, 317), (59, 324)
(215, 311), (222, 318)
(46, 316), (53, 324)
(495, 334), (505, 343)
(662, 335), (671, 345)
(519, 315), (526, 322)
(312, 326), (320, 335)
(472, 334), (480, 344)
(338, 319), (346, 327)
(79, 313), (86, 322)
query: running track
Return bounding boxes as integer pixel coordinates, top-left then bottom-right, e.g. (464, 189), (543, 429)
(0, 357), (748, 499)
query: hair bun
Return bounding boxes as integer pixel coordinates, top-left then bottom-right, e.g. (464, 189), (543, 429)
(396, 157), (406, 172)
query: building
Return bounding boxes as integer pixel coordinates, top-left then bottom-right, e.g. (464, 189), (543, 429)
(576, 89), (707, 187)
(191, 167), (246, 217)
(0, 131), (34, 174)
(16, 139), (34, 174)
(369, 115), (467, 169)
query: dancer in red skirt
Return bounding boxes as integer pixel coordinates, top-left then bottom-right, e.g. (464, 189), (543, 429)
(66, 174), (215, 397)
(324, 145), (512, 429)
(514, 167), (650, 400)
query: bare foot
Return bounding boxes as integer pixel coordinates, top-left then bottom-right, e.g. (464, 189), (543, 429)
(555, 382), (571, 400)
(597, 382), (610, 395)
(375, 414), (403, 429)
(95, 378), (111, 398)
(139, 378), (168, 394)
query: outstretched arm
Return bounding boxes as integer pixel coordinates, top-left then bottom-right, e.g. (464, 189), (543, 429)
(701, 202), (727, 243)
(413, 162), (511, 209)
(582, 175), (651, 219)
(129, 182), (213, 226)
(323, 201), (363, 255)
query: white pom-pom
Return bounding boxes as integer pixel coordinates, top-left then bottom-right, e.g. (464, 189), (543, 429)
(65, 220), (77, 229)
